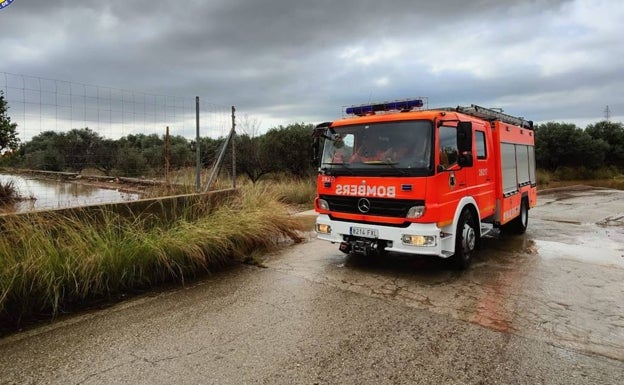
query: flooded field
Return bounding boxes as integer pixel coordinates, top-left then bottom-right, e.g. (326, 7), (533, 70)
(0, 173), (140, 214)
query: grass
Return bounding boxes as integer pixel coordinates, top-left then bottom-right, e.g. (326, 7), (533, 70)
(537, 167), (624, 191)
(256, 176), (316, 207)
(0, 180), (20, 203)
(0, 183), (308, 329)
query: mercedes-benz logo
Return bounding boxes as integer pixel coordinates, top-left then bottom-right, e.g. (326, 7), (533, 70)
(357, 198), (371, 213)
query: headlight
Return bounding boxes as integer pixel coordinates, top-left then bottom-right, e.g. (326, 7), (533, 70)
(406, 205), (425, 218)
(316, 224), (332, 234)
(317, 198), (329, 210)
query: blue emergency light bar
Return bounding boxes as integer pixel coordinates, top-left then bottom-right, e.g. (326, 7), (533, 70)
(345, 99), (424, 115)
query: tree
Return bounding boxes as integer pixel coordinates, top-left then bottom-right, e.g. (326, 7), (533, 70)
(199, 137), (225, 168)
(61, 128), (104, 172)
(20, 131), (65, 171)
(92, 139), (118, 175)
(263, 123), (315, 177)
(534, 122), (608, 171)
(115, 146), (148, 177)
(235, 133), (275, 183)
(585, 120), (624, 169)
(0, 91), (19, 154)
(169, 135), (193, 169)
(232, 116), (274, 183)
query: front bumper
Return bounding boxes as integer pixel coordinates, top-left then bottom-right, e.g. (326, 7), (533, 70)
(315, 214), (453, 258)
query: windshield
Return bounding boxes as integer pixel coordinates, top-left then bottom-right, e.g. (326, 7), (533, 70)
(320, 120), (432, 176)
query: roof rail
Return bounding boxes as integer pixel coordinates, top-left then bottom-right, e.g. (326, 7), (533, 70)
(452, 104), (533, 129)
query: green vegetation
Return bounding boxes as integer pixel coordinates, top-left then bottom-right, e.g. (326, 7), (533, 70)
(0, 184), (307, 328)
(0, 91), (19, 155)
(535, 120), (624, 181)
(0, 123), (316, 183)
(3, 99), (624, 184)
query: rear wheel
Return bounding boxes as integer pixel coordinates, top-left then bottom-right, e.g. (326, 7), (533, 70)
(450, 208), (477, 270)
(502, 199), (529, 235)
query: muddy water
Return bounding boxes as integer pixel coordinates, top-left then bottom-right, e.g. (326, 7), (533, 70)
(0, 174), (140, 213)
(270, 187), (624, 361)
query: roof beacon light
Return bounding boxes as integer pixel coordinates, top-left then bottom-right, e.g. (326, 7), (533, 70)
(345, 99), (424, 116)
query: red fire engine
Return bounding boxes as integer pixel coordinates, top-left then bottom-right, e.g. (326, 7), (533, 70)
(313, 99), (537, 269)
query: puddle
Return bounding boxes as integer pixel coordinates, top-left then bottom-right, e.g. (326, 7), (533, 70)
(535, 239), (624, 268)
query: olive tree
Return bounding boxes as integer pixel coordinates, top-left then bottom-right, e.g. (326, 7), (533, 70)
(0, 91), (19, 154)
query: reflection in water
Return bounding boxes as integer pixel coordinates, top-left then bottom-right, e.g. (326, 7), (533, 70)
(0, 174), (140, 214)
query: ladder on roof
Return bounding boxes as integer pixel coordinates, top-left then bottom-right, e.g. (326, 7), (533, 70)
(453, 104), (533, 129)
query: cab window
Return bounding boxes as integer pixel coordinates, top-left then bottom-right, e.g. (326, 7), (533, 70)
(476, 131), (487, 159)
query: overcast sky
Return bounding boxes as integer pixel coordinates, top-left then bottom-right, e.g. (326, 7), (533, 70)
(1, 0), (623, 135)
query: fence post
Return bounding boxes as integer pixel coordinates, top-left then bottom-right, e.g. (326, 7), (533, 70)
(204, 106), (236, 192)
(195, 96), (201, 192)
(165, 126), (170, 186)
(231, 106), (236, 188)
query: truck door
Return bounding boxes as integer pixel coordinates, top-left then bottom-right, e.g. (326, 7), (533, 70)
(472, 125), (496, 218)
(434, 124), (467, 226)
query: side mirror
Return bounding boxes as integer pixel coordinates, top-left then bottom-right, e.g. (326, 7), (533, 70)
(457, 121), (473, 167)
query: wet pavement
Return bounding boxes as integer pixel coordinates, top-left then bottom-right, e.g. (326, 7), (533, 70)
(271, 186), (624, 362)
(0, 186), (623, 384)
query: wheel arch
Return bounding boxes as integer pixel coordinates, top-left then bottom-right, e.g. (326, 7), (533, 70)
(440, 197), (482, 254)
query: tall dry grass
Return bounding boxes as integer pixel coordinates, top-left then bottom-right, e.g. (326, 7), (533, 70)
(537, 167), (624, 190)
(0, 185), (305, 328)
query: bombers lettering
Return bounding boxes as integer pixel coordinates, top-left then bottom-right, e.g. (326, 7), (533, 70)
(335, 184), (396, 198)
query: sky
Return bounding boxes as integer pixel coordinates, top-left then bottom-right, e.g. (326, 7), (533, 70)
(1, 0), (623, 137)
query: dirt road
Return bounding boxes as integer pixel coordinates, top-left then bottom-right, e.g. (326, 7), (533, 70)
(0, 186), (623, 384)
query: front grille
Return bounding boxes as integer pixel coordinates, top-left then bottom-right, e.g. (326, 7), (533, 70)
(320, 195), (423, 218)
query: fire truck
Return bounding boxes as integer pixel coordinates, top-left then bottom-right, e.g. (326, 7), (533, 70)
(312, 99), (537, 269)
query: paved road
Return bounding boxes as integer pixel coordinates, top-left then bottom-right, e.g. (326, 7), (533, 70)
(1, 187), (623, 384)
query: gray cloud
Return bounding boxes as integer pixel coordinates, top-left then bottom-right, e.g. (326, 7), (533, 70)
(1, 0), (623, 132)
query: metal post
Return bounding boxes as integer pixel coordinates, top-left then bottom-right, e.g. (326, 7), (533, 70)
(165, 126), (170, 186)
(231, 106), (236, 188)
(195, 96), (201, 192)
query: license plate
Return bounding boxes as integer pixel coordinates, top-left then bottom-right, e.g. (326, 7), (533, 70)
(350, 226), (378, 238)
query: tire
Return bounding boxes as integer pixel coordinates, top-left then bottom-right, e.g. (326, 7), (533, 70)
(450, 208), (477, 270)
(502, 199), (528, 235)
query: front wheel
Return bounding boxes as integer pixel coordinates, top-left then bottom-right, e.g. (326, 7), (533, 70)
(450, 208), (477, 270)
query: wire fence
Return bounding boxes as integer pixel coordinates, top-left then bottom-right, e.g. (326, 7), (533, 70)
(0, 72), (235, 213)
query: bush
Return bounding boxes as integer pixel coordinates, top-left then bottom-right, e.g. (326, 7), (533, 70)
(115, 147), (148, 177)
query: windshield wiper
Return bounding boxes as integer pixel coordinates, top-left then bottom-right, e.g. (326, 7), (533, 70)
(362, 159), (407, 175)
(321, 162), (354, 175)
